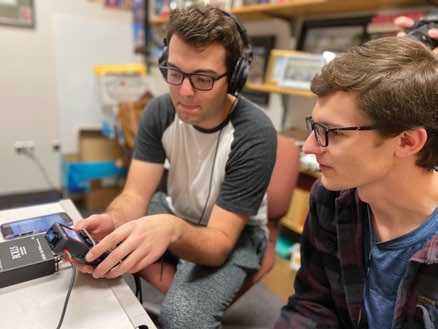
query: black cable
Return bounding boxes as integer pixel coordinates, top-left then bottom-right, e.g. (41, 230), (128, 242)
(197, 127), (223, 225)
(133, 272), (143, 304)
(55, 260), (76, 329)
(24, 150), (64, 197)
(197, 97), (238, 225)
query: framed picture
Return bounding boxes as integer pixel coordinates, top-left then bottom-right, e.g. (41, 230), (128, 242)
(0, 0), (34, 28)
(297, 16), (372, 53)
(247, 35), (276, 85)
(241, 35), (275, 105)
(265, 49), (309, 85)
(278, 53), (324, 90)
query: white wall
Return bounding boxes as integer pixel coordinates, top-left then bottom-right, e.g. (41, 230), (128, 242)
(0, 1), (142, 195)
(0, 2), (313, 197)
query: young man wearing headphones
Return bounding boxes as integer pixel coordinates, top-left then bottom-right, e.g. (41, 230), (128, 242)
(74, 3), (277, 328)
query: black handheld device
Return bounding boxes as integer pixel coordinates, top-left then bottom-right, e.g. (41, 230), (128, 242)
(405, 13), (438, 50)
(1, 212), (74, 240)
(44, 222), (111, 266)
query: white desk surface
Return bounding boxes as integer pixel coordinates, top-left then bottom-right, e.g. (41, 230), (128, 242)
(0, 199), (157, 329)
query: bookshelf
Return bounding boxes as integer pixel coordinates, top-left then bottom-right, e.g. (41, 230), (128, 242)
(246, 82), (314, 97)
(149, 0), (429, 25)
(148, 0), (430, 96)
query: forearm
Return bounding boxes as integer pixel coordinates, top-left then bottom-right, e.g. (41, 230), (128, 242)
(105, 191), (149, 228)
(158, 206), (248, 266)
(165, 215), (241, 267)
(105, 159), (164, 228)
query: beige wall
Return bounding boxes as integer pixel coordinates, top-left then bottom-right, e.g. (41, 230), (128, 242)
(0, 1), (139, 195)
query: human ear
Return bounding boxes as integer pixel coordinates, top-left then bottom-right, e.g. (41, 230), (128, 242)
(395, 128), (428, 158)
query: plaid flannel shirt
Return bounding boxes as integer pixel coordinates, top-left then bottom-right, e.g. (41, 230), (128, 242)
(275, 178), (438, 329)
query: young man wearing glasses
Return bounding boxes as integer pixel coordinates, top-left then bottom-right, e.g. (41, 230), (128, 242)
(74, 3), (277, 328)
(276, 37), (437, 329)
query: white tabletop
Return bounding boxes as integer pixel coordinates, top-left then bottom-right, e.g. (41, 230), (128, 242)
(0, 199), (157, 329)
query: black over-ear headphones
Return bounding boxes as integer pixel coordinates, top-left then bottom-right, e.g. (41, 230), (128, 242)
(158, 9), (253, 96)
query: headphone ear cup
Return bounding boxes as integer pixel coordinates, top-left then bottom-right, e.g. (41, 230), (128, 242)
(227, 56), (249, 96)
(158, 46), (168, 78)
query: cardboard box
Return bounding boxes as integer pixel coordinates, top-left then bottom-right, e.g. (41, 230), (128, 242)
(79, 129), (115, 162)
(62, 153), (127, 194)
(85, 179), (124, 210)
(61, 129), (128, 210)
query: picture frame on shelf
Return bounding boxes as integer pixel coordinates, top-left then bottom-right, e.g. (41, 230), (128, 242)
(247, 35), (276, 85)
(241, 35), (276, 105)
(278, 53), (324, 90)
(0, 0), (34, 28)
(296, 16), (372, 53)
(265, 49), (309, 85)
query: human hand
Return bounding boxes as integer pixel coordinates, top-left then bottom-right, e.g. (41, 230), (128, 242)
(394, 15), (415, 34)
(74, 213), (115, 241)
(84, 214), (175, 279)
(72, 213), (116, 274)
(394, 15), (438, 55)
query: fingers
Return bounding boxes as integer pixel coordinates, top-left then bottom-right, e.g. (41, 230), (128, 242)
(394, 16), (415, 31)
(394, 16), (438, 54)
(86, 220), (167, 279)
(430, 29), (438, 39)
(74, 214), (101, 231)
(85, 223), (135, 278)
(97, 246), (160, 279)
(74, 213), (114, 241)
(75, 216), (170, 279)
(74, 262), (95, 275)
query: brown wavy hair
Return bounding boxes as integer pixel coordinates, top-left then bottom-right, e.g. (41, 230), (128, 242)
(311, 37), (437, 171)
(165, 3), (243, 74)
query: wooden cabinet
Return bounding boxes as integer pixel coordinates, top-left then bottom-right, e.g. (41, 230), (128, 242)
(281, 168), (320, 234)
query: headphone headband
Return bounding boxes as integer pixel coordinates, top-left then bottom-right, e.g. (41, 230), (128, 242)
(222, 10), (252, 57)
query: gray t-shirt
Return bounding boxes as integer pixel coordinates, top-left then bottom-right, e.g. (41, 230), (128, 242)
(133, 94), (277, 228)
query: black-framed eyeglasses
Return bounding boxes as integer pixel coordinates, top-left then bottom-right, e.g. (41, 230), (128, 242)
(306, 116), (378, 147)
(159, 66), (228, 91)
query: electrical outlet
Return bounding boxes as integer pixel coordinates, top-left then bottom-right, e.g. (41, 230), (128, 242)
(15, 141), (35, 154)
(51, 139), (61, 152)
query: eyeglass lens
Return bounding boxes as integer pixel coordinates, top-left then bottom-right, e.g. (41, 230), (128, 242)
(306, 118), (326, 146)
(164, 68), (214, 91)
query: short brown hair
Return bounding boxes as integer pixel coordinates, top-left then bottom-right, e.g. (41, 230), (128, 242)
(165, 3), (243, 73)
(311, 37), (437, 171)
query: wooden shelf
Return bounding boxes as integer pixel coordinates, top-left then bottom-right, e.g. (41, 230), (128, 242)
(228, 0), (324, 21)
(245, 82), (315, 97)
(281, 218), (304, 235)
(235, 0), (427, 21)
(261, 255), (296, 303)
(149, 0), (428, 25)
